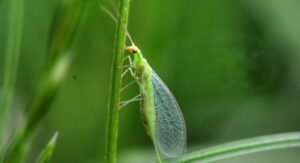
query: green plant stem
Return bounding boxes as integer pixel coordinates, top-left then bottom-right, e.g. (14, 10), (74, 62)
(0, 0), (24, 152)
(104, 0), (131, 162)
(169, 132), (300, 163)
(1, 1), (88, 162)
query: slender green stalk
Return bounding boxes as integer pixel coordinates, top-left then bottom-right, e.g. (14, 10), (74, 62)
(168, 132), (300, 163)
(104, 0), (131, 162)
(1, 1), (89, 162)
(0, 0), (24, 151)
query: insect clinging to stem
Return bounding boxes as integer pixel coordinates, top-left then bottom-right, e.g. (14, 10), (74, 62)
(101, 2), (187, 162)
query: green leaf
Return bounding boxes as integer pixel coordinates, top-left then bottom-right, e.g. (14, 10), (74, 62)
(0, 0), (24, 152)
(168, 132), (300, 163)
(1, 1), (89, 162)
(36, 132), (59, 163)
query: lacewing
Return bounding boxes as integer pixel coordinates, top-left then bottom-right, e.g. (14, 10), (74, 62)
(125, 45), (186, 162)
(100, 3), (186, 162)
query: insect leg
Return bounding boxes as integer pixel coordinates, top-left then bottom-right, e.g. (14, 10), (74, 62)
(118, 55), (133, 69)
(119, 94), (143, 109)
(122, 67), (135, 78)
(122, 65), (131, 68)
(123, 55), (133, 65)
(125, 56), (134, 76)
(121, 54), (134, 77)
(120, 80), (137, 92)
(122, 60), (134, 78)
(122, 67), (130, 77)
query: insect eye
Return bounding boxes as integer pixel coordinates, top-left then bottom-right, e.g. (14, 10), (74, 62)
(125, 45), (139, 54)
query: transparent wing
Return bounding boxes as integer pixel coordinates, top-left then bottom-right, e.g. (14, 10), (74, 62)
(151, 71), (186, 159)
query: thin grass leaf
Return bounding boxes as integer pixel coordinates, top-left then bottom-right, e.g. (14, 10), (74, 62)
(36, 132), (59, 163)
(1, 1), (89, 162)
(0, 0), (24, 152)
(167, 132), (300, 163)
(1, 51), (72, 163)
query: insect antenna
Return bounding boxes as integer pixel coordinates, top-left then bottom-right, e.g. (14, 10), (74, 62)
(100, 4), (135, 45)
(108, 0), (119, 17)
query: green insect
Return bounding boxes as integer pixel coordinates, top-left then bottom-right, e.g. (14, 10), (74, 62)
(121, 45), (186, 161)
(100, 3), (187, 161)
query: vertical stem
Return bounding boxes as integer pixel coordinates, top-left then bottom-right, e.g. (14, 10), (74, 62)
(104, 0), (131, 162)
(0, 0), (24, 151)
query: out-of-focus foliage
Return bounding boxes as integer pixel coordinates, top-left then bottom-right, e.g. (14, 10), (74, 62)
(0, 0), (300, 162)
(36, 132), (58, 163)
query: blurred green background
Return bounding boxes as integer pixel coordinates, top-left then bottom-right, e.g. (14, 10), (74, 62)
(1, 0), (300, 162)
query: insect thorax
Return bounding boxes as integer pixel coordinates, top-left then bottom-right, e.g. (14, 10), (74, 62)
(133, 56), (148, 80)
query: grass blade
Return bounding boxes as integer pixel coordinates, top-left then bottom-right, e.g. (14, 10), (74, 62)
(1, 50), (72, 163)
(0, 0), (24, 151)
(36, 132), (59, 163)
(168, 132), (300, 163)
(1, 1), (89, 162)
